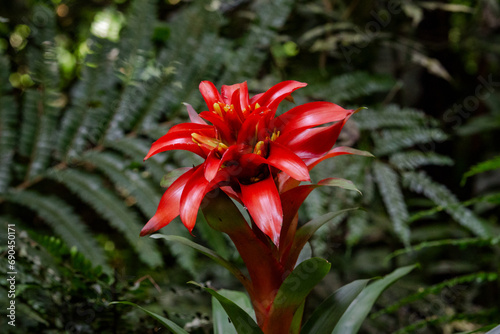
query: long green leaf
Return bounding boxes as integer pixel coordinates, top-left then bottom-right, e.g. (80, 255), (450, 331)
(190, 282), (264, 334)
(110, 301), (188, 334)
(301, 279), (369, 334)
(331, 264), (417, 334)
(267, 258), (331, 334)
(212, 289), (255, 334)
(150, 234), (249, 287)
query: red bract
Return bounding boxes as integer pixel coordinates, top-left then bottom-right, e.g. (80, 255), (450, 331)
(141, 80), (356, 245)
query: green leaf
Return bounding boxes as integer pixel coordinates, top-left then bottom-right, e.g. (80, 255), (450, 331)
(318, 178), (362, 195)
(373, 161), (410, 247)
(301, 279), (369, 334)
(461, 155), (500, 186)
(190, 282), (263, 334)
(403, 171), (490, 237)
(484, 325), (500, 334)
(149, 234), (249, 288)
(266, 258), (331, 334)
(109, 301), (188, 334)
(212, 289), (254, 334)
(331, 264), (417, 334)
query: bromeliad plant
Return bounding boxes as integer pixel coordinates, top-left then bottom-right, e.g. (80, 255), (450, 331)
(124, 81), (416, 334)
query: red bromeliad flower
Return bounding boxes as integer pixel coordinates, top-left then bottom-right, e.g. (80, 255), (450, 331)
(141, 80), (360, 245)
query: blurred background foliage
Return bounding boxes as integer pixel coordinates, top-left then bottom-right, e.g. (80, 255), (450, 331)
(0, 0), (499, 333)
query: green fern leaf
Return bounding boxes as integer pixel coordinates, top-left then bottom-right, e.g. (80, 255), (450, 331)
(346, 209), (369, 247)
(105, 137), (168, 183)
(461, 155), (500, 186)
(373, 271), (498, 317)
(373, 128), (448, 156)
(403, 171), (490, 237)
(389, 151), (454, 170)
(356, 105), (437, 130)
(5, 190), (107, 267)
(373, 162), (410, 246)
(57, 38), (118, 159)
(80, 151), (161, 217)
(386, 237), (499, 261)
(48, 168), (162, 268)
(305, 72), (395, 103)
(0, 55), (17, 192)
(23, 5), (61, 180)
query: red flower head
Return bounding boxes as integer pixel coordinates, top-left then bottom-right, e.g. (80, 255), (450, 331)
(141, 80), (359, 245)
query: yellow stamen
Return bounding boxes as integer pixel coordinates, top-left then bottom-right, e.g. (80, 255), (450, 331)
(255, 103), (261, 110)
(250, 176), (261, 183)
(213, 103), (222, 117)
(191, 133), (220, 149)
(270, 130), (280, 141)
(253, 140), (265, 156)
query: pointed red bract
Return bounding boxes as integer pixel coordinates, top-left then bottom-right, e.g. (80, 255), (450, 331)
(239, 172), (283, 245)
(140, 167), (196, 236)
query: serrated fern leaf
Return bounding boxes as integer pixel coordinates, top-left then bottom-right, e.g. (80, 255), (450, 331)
(346, 209), (369, 247)
(386, 237), (499, 261)
(48, 168), (162, 268)
(373, 162), (410, 246)
(24, 5), (61, 180)
(104, 0), (158, 140)
(81, 151), (161, 217)
(356, 104), (436, 130)
(18, 89), (39, 158)
(373, 128), (448, 156)
(403, 171), (490, 237)
(373, 271), (498, 317)
(105, 137), (168, 183)
(461, 155), (500, 186)
(5, 190), (106, 267)
(57, 38), (118, 159)
(0, 55), (17, 193)
(389, 151), (454, 170)
(307, 72), (395, 103)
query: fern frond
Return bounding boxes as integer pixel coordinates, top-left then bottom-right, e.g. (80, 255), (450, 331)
(373, 271), (499, 317)
(409, 192), (500, 223)
(105, 137), (168, 183)
(0, 55), (17, 192)
(403, 171), (490, 237)
(36, 235), (106, 278)
(389, 151), (454, 171)
(18, 89), (39, 160)
(48, 168), (162, 268)
(24, 5), (61, 180)
(4, 190), (107, 267)
(308, 72), (395, 103)
(57, 37), (118, 159)
(356, 105), (436, 130)
(373, 162), (410, 246)
(373, 128), (448, 156)
(386, 237), (499, 261)
(80, 151), (161, 217)
(461, 155), (500, 186)
(392, 310), (498, 334)
(346, 209), (369, 247)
